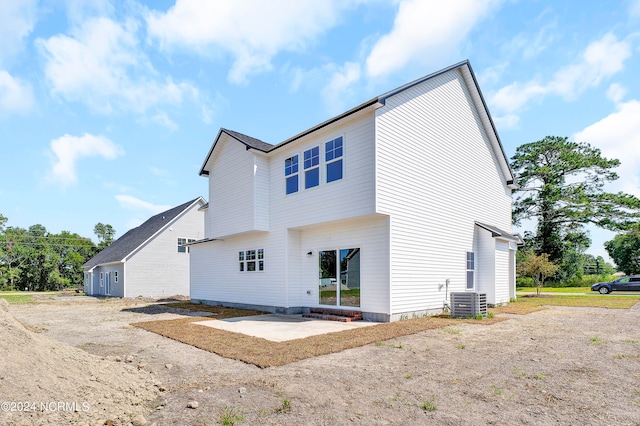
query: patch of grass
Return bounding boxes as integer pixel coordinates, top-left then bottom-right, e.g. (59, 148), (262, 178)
(405, 374), (412, 379)
(513, 367), (526, 378)
(457, 344), (466, 349)
(441, 327), (462, 334)
(590, 336), (605, 345)
(498, 294), (639, 311)
(0, 293), (34, 304)
(613, 353), (628, 359)
(533, 374), (547, 380)
(517, 287), (591, 293)
(491, 386), (503, 396)
(133, 303), (503, 368)
(421, 398), (437, 412)
(220, 406), (243, 426)
(164, 302), (266, 317)
(274, 398), (291, 414)
(624, 339), (639, 344)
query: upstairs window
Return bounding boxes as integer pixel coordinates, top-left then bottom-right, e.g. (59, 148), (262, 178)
(325, 136), (343, 183)
(304, 146), (320, 189)
(285, 155), (299, 194)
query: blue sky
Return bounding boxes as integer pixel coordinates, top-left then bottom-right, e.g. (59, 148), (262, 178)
(1, 0), (639, 261)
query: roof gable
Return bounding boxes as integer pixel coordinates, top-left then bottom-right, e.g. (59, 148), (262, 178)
(199, 60), (514, 183)
(83, 197), (205, 269)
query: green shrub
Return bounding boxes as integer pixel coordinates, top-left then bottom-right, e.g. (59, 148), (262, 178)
(516, 277), (534, 288)
(546, 274), (617, 288)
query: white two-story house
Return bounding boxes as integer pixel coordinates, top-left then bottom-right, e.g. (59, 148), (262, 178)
(190, 60), (520, 322)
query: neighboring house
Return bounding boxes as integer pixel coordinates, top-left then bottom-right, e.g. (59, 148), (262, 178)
(83, 197), (206, 298)
(190, 60), (521, 322)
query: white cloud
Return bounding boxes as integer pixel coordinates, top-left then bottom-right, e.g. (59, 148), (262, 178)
(366, 0), (502, 78)
(47, 133), (124, 186)
(550, 34), (631, 99)
(36, 16), (199, 115)
(630, 0), (640, 17)
(490, 80), (547, 114)
(492, 113), (520, 130)
(150, 112), (178, 131)
(149, 167), (168, 177)
(490, 33), (632, 128)
(504, 8), (557, 61)
(114, 194), (171, 214)
(0, 70), (33, 113)
(63, 0), (114, 25)
(200, 92), (229, 125)
(145, 0), (357, 84)
(0, 0), (38, 62)
(606, 83), (626, 104)
(574, 100), (640, 198)
(322, 62), (362, 114)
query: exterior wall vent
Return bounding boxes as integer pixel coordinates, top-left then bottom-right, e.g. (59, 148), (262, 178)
(450, 292), (487, 318)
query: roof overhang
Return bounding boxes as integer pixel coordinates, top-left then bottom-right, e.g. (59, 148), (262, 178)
(475, 221), (524, 245)
(186, 237), (221, 246)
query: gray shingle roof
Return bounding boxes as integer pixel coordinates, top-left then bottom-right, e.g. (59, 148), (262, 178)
(83, 197), (203, 269)
(221, 128), (274, 152)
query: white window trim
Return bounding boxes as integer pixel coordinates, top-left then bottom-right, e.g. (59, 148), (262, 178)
(285, 154), (300, 195)
(325, 135), (344, 184)
(466, 251), (475, 290)
(239, 248), (265, 272)
(303, 146), (320, 190)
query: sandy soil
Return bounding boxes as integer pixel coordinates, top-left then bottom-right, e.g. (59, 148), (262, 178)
(5, 296), (640, 425)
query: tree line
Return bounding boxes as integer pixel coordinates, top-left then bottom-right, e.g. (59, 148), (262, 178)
(0, 215), (115, 291)
(512, 136), (640, 287)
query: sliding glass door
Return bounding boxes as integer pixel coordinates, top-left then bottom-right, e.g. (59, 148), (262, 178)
(318, 248), (360, 307)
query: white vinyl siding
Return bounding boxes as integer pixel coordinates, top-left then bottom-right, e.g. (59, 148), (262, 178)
(270, 110), (376, 231)
(375, 69), (513, 315)
(207, 136), (270, 239)
(494, 241), (510, 305)
(191, 110), (382, 314)
(125, 202), (205, 298)
(191, 232), (284, 307)
(295, 215), (390, 316)
(476, 227), (496, 303)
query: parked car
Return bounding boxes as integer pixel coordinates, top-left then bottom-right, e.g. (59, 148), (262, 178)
(591, 276), (640, 294)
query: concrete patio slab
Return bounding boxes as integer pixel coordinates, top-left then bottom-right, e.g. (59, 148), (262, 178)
(193, 314), (378, 342)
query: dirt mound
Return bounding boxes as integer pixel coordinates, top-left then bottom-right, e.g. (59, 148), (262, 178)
(0, 299), (160, 425)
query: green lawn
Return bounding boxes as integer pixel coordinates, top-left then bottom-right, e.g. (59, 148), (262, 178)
(0, 292), (35, 303)
(514, 293), (639, 309)
(517, 287), (591, 293)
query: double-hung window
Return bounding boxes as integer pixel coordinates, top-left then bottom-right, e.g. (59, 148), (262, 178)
(325, 136), (343, 183)
(466, 252), (475, 290)
(285, 155), (299, 194)
(304, 146), (320, 189)
(239, 249), (265, 272)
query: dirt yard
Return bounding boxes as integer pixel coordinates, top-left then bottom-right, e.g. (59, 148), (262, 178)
(4, 296), (640, 425)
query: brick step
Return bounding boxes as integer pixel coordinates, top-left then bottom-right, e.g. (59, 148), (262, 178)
(302, 313), (362, 322)
(308, 308), (362, 318)
(303, 308), (363, 322)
